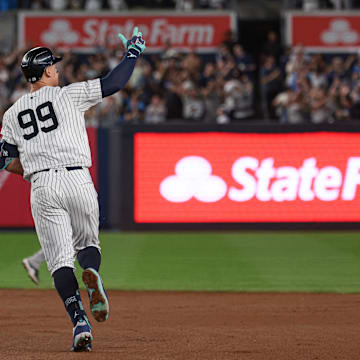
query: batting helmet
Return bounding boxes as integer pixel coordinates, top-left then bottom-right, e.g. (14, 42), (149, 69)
(21, 47), (62, 83)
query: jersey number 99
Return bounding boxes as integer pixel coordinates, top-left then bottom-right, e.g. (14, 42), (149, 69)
(18, 101), (58, 140)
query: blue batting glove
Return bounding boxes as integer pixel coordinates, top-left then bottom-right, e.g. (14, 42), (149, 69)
(118, 26), (146, 57)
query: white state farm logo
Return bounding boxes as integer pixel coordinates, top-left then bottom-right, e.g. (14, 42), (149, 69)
(41, 20), (79, 45)
(321, 19), (358, 44)
(0, 171), (10, 191)
(160, 156), (360, 203)
(160, 156), (227, 203)
(39, 19), (214, 47)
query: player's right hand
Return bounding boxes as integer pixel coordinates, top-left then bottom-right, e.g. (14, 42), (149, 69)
(118, 27), (146, 56)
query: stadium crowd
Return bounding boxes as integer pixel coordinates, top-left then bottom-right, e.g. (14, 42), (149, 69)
(1, 0), (228, 11)
(1, 30), (360, 126)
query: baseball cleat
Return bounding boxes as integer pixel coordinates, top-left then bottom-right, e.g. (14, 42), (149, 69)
(22, 258), (39, 285)
(72, 319), (93, 352)
(82, 268), (109, 322)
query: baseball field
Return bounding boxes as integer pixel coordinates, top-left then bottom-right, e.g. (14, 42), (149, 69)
(1, 230), (360, 359)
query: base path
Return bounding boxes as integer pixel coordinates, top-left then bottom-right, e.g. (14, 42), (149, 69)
(1, 290), (360, 359)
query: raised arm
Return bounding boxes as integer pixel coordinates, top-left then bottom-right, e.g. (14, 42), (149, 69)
(100, 27), (146, 98)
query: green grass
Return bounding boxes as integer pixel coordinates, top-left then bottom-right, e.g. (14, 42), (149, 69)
(1, 231), (360, 292)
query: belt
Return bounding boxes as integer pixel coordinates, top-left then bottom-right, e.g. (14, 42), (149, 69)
(33, 166), (83, 176)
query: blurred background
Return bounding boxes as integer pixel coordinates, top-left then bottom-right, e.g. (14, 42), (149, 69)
(3, 0), (360, 126)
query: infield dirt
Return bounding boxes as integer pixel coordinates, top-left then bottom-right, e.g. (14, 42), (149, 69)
(1, 290), (360, 359)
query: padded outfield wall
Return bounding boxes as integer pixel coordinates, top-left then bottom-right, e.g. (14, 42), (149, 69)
(103, 123), (360, 230)
(3, 124), (360, 230)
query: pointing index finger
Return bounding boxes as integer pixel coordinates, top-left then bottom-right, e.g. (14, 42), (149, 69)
(132, 26), (138, 37)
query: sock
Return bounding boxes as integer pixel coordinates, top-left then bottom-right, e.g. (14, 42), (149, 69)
(77, 246), (101, 272)
(53, 267), (88, 326)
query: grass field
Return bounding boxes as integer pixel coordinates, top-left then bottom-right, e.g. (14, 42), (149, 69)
(1, 231), (360, 292)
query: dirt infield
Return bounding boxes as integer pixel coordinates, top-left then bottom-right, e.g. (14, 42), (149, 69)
(1, 290), (360, 359)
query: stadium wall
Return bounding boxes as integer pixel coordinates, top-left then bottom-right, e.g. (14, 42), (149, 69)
(108, 123), (360, 231)
(3, 124), (360, 230)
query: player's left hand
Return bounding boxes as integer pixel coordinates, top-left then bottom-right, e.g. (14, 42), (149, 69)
(118, 27), (146, 56)
(0, 139), (14, 170)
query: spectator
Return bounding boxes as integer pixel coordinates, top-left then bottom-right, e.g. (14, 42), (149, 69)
(330, 0), (353, 9)
(274, 88), (307, 124)
(351, 53), (360, 86)
(108, 0), (128, 9)
(260, 55), (283, 119)
(85, 106), (99, 128)
(307, 58), (328, 89)
(216, 105), (230, 124)
(128, 58), (146, 90)
(97, 95), (122, 127)
(145, 94), (167, 124)
(0, 78), (9, 111)
(123, 93), (146, 123)
(273, 88), (293, 123)
(327, 57), (348, 86)
(223, 74), (254, 121)
(46, 0), (67, 10)
(182, 81), (206, 122)
(0, 60), (9, 83)
(84, 0), (102, 10)
(303, 0), (320, 11)
(329, 81), (353, 121)
(216, 43), (232, 64)
(4, 36), (360, 125)
(350, 82), (360, 119)
(287, 90), (307, 124)
(10, 82), (28, 103)
(175, 0), (194, 11)
(308, 86), (334, 124)
(233, 44), (256, 79)
(197, 0), (227, 8)
(262, 31), (282, 62)
(202, 77), (223, 123)
(182, 51), (202, 80)
(286, 45), (309, 77)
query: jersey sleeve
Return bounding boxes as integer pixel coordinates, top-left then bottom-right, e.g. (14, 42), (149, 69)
(64, 78), (103, 112)
(0, 111), (16, 145)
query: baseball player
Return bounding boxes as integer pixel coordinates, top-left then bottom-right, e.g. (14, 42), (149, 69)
(0, 27), (146, 351)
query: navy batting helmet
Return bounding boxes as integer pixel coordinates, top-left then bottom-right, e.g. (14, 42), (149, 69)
(21, 47), (62, 83)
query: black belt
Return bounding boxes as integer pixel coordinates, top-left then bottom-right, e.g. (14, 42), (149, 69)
(33, 166), (83, 175)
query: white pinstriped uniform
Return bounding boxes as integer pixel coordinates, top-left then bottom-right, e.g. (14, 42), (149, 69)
(1, 79), (102, 274)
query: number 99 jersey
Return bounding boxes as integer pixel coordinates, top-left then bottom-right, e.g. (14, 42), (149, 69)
(0, 78), (102, 181)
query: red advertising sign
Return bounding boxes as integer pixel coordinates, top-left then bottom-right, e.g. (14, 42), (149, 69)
(0, 128), (98, 227)
(134, 132), (360, 223)
(286, 11), (360, 52)
(18, 11), (235, 53)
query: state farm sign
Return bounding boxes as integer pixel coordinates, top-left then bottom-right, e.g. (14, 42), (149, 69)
(134, 132), (360, 223)
(285, 11), (360, 52)
(160, 155), (360, 203)
(18, 11), (235, 52)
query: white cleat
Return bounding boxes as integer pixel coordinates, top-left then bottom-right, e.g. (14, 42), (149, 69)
(22, 258), (39, 285)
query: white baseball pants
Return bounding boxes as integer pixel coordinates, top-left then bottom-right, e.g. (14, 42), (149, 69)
(30, 168), (100, 275)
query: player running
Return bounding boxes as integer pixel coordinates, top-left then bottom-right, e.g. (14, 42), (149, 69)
(0, 27), (145, 352)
